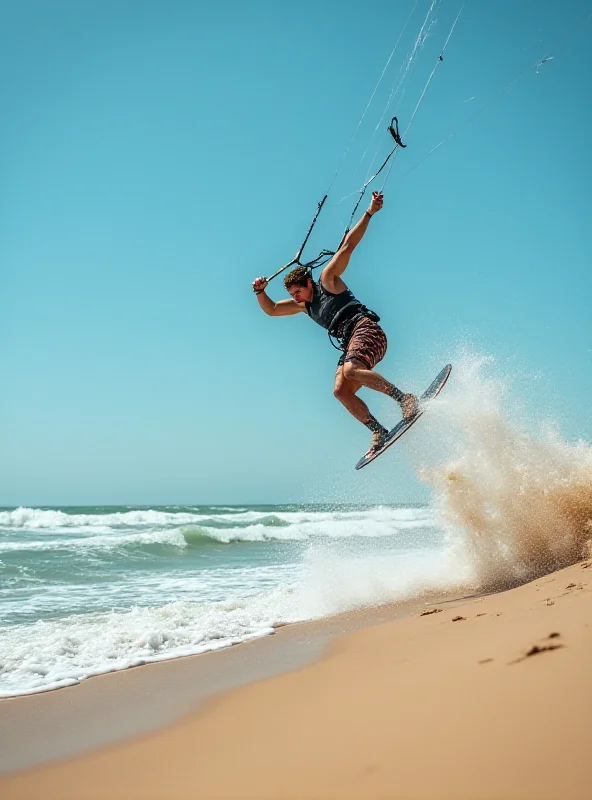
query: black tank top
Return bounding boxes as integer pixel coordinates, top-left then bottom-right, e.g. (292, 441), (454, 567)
(305, 281), (361, 333)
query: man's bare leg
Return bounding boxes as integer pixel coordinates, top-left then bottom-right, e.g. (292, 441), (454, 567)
(334, 365), (414, 455)
(342, 359), (418, 420)
(333, 372), (368, 423)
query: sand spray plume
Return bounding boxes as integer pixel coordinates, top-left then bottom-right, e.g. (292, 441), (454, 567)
(416, 351), (592, 590)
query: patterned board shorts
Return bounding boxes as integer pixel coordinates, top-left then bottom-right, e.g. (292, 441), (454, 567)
(337, 317), (388, 370)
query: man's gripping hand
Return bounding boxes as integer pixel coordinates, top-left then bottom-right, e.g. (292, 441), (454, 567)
(367, 191), (383, 216)
(252, 276), (268, 295)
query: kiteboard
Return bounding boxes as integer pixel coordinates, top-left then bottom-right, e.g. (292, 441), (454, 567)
(355, 364), (452, 470)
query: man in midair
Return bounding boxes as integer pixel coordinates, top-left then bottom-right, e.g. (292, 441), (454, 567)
(252, 191), (418, 456)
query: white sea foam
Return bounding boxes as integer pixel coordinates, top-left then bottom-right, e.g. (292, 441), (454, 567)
(0, 505), (432, 532)
(1, 564), (301, 627)
(181, 516), (431, 545)
(0, 528), (188, 554)
(0, 508), (208, 530)
(0, 586), (301, 697)
(0, 509), (436, 553)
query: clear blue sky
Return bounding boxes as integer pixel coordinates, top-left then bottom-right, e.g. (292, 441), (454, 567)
(2, 0), (591, 506)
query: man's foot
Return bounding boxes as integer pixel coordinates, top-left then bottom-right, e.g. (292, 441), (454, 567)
(400, 393), (419, 421)
(365, 428), (388, 457)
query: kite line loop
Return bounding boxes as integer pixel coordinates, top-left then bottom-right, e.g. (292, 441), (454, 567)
(388, 116), (407, 148)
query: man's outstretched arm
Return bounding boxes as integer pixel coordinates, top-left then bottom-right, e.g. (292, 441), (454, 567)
(321, 191), (384, 288)
(252, 277), (303, 316)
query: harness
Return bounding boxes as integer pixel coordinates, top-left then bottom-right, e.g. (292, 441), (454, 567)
(327, 301), (380, 351)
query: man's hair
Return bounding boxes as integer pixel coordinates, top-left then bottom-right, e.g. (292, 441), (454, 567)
(284, 266), (312, 290)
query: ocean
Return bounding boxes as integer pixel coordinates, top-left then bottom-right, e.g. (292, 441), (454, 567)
(0, 503), (456, 697)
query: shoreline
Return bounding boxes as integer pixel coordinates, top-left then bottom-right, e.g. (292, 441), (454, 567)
(0, 589), (459, 774)
(1, 560), (590, 798)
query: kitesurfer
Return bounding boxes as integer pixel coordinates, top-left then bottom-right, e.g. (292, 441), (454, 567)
(252, 192), (418, 456)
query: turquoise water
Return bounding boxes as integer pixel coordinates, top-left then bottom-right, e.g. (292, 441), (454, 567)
(0, 504), (451, 696)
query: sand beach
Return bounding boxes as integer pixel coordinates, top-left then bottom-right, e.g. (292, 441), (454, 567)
(1, 558), (590, 799)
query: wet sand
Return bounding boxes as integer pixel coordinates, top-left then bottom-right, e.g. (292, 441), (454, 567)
(1, 560), (590, 799)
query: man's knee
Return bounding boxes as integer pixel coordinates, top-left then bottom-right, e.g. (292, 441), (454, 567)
(334, 373), (359, 402)
(333, 379), (348, 401)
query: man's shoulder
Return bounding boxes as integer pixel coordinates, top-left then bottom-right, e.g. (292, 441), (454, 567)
(319, 272), (349, 295)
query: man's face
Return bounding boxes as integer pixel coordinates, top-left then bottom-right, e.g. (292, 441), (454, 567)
(287, 280), (313, 304)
